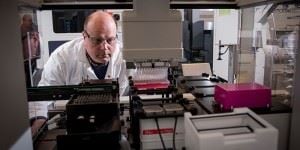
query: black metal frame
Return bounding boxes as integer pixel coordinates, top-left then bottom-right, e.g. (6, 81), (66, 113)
(27, 79), (119, 101)
(39, 1), (240, 10)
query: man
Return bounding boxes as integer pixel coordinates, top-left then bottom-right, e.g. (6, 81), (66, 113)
(20, 14), (38, 37)
(39, 11), (128, 96)
(30, 11), (129, 144)
(20, 14), (40, 87)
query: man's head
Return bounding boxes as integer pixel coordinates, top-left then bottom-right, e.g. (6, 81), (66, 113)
(83, 11), (117, 64)
(21, 14), (33, 29)
(21, 14), (36, 38)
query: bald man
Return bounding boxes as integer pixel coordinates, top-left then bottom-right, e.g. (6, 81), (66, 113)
(39, 11), (128, 96)
(21, 14), (37, 36)
(33, 11), (128, 145)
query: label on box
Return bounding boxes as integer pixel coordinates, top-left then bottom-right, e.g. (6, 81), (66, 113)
(142, 128), (173, 135)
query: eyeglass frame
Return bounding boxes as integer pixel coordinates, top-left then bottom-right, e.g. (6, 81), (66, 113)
(83, 30), (117, 46)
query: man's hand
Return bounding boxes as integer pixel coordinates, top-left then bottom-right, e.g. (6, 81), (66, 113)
(31, 118), (46, 136)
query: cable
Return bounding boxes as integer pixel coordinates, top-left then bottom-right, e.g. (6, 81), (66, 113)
(217, 44), (230, 60)
(173, 117), (178, 150)
(155, 118), (167, 150)
(221, 46), (230, 55)
(218, 46), (229, 59)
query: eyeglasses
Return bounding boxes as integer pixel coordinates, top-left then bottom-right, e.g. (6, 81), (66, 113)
(84, 30), (117, 46)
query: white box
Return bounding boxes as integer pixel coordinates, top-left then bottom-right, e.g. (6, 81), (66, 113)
(184, 108), (278, 150)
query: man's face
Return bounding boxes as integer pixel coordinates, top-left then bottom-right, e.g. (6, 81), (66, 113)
(83, 19), (117, 64)
(23, 16), (33, 28)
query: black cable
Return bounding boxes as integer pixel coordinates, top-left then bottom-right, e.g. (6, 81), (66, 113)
(173, 116), (178, 150)
(155, 118), (167, 150)
(220, 46), (230, 55)
(217, 45), (230, 60)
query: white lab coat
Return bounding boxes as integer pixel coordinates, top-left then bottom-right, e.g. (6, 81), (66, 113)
(38, 37), (128, 96)
(30, 37), (128, 118)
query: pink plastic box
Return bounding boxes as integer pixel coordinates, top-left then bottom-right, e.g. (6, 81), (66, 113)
(214, 83), (271, 110)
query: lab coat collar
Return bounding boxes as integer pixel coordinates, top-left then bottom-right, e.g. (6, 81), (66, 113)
(78, 42), (89, 64)
(105, 44), (121, 79)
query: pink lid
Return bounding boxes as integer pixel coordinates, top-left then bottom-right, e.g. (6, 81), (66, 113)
(217, 83), (269, 91)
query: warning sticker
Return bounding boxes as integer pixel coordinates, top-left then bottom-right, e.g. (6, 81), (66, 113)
(142, 128), (174, 135)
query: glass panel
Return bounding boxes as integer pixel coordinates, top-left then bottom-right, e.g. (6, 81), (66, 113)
(271, 30), (297, 106)
(239, 4), (299, 106)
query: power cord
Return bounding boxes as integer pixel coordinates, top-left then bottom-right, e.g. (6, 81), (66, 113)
(217, 40), (230, 60)
(173, 117), (178, 150)
(155, 118), (167, 150)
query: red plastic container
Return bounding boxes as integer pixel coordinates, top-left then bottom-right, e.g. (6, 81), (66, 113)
(214, 83), (271, 110)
